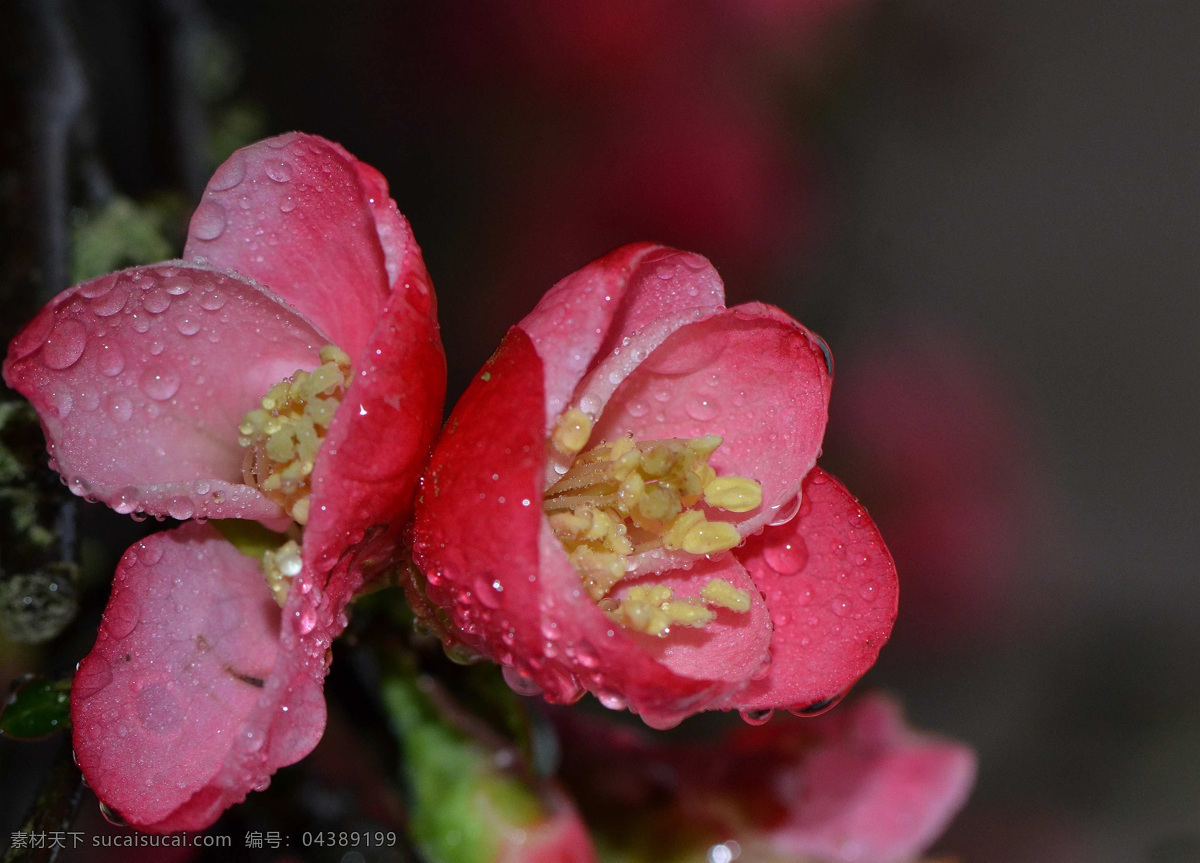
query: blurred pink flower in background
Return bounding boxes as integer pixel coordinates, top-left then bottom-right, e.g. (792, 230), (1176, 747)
(825, 327), (1047, 650)
(556, 692), (976, 863)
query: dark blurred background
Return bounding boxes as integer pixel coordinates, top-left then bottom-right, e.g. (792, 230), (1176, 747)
(2, 1), (1198, 861)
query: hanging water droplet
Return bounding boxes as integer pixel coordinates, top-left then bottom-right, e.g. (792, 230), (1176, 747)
(99, 801), (128, 827)
(768, 494), (802, 527)
(739, 708), (774, 726)
(501, 665), (542, 696)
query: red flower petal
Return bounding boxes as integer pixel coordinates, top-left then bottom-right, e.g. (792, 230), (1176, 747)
(590, 302), (832, 547)
(71, 525), (328, 832)
(519, 243), (725, 427)
(183, 133), (395, 360)
(727, 468), (898, 713)
(414, 328), (747, 728)
(3, 263), (328, 525)
(766, 694), (976, 863)
(305, 251), (446, 587)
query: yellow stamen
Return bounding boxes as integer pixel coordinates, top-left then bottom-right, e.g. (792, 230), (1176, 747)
(551, 408), (593, 455)
(701, 578), (752, 612)
(703, 476), (764, 513)
(239, 344), (351, 524)
(261, 539), (303, 607)
(543, 411), (764, 636)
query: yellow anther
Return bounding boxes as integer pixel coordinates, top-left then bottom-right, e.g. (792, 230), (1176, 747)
(605, 584), (716, 636)
(544, 428), (755, 636)
(662, 510), (706, 550)
(240, 344), (351, 524)
(551, 408), (593, 455)
(681, 519), (742, 555)
(701, 578), (752, 612)
(703, 476), (763, 513)
(261, 539), (303, 607)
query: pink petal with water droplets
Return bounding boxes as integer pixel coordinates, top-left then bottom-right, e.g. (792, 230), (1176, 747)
(183, 133), (393, 360)
(768, 694), (976, 863)
(590, 302), (832, 542)
(414, 329), (740, 728)
(518, 244), (725, 428)
(3, 263), (329, 525)
(727, 468), (898, 713)
(71, 525), (328, 832)
(304, 248), (446, 589)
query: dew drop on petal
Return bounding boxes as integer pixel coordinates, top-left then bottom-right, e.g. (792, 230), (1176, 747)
(42, 320), (87, 369)
(762, 534), (808, 575)
(105, 394), (133, 422)
(139, 366), (180, 401)
(191, 201), (227, 241)
(208, 151), (247, 191)
(265, 159), (293, 183)
(90, 289), (127, 317)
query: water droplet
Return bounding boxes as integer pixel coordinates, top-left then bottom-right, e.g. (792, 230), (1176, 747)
(142, 288), (171, 314)
(191, 200), (227, 241)
(597, 691), (627, 711)
(279, 196), (296, 213)
(209, 151), (247, 191)
(165, 281), (190, 296)
(739, 708), (774, 726)
(627, 400), (648, 417)
(139, 366), (180, 401)
(98, 345), (125, 376)
(762, 534), (808, 575)
(90, 289), (127, 317)
(80, 277), (114, 299)
(131, 315), (150, 333)
(167, 498), (195, 520)
(42, 320), (87, 369)
(51, 392), (73, 418)
(105, 596), (140, 639)
(768, 494), (802, 527)
(99, 801), (128, 827)
(73, 658), (113, 701)
(198, 289), (227, 310)
(175, 315), (201, 335)
(264, 157), (293, 183)
(859, 581), (879, 602)
(789, 694), (843, 717)
(501, 665), (542, 696)
(831, 597), (851, 617)
(298, 609), (317, 635)
(114, 487), (140, 514)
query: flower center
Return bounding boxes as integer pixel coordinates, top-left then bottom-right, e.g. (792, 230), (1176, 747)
(239, 344), (352, 524)
(544, 408), (762, 637)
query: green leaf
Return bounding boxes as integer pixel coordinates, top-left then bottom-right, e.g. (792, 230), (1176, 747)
(382, 667), (544, 863)
(1, 676), (71, 741)
(69, 195), (186, 283)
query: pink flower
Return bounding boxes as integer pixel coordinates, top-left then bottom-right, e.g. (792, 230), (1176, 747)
(3, 133), (445, 830)
(557, 692), (976, 863)
(412, 243), (896, 729)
